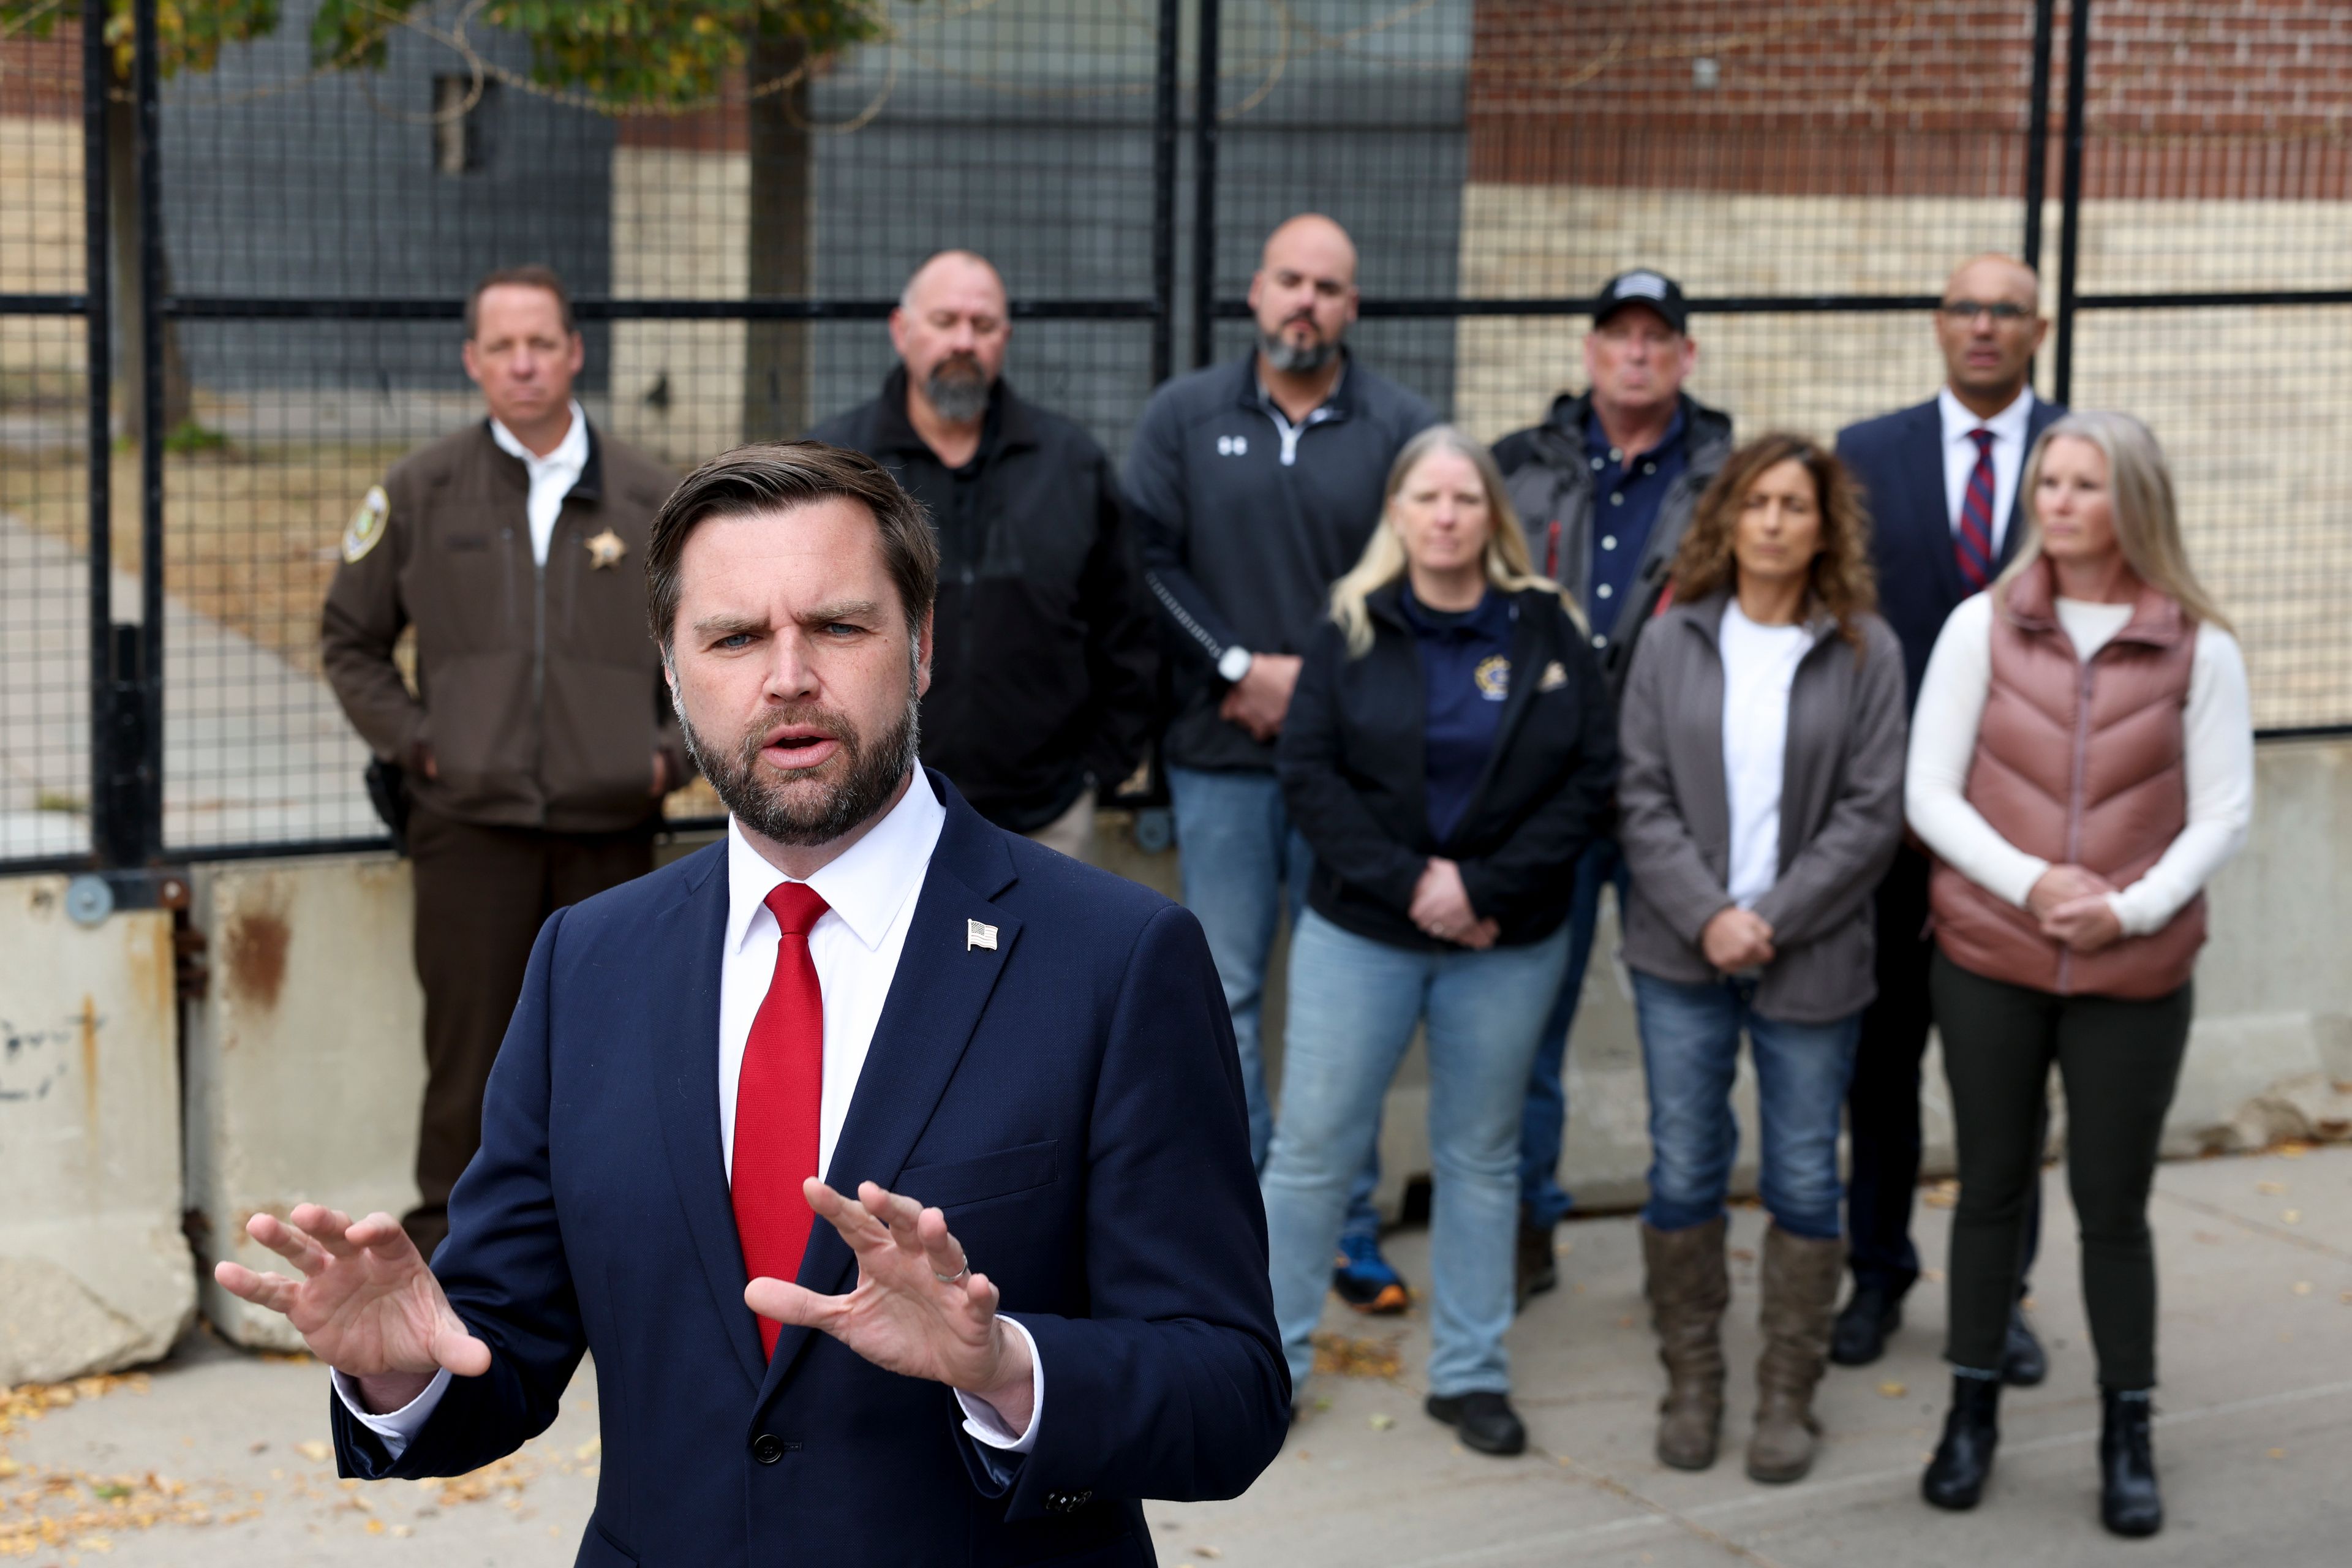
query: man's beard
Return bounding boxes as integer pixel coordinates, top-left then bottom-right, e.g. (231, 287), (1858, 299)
(1260, 319), (1338, 374)
(923, 353), (992, 423)
(674, 671), (922, 848)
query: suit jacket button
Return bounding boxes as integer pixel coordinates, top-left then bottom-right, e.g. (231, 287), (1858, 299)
(752, 1433), (786, 1465)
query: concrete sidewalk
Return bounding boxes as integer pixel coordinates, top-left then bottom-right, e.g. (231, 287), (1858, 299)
(3, 1145), (2346, 1566)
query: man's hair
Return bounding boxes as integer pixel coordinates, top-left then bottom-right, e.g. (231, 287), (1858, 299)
(1672, 432), (1879, 647)
(645, 442), (940, 655)
(466, 264), (575, 339)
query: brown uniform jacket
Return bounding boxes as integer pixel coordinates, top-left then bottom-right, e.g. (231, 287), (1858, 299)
(321, 419), (684, 834)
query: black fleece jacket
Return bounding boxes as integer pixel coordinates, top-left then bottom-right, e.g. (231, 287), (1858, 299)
(1277, 583), (1618, 951)
(811, 371), (1157, 831)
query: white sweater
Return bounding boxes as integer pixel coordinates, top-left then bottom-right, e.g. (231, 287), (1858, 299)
(1905, 593), (2253, 936)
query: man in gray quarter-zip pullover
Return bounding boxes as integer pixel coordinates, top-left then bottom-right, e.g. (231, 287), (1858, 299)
(321, 265), (682, 1260)
(1126, 214), (1436, 1314)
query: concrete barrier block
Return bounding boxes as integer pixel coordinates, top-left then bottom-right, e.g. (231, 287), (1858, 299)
(0, 876), (194, 1385)
(185, 855), (425, 1351)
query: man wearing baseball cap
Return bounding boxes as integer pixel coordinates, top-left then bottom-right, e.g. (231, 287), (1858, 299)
(1491, 268), (1735, 1305)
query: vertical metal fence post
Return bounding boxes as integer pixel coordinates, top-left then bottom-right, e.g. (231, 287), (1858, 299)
(81, 0), (115, 867)
(1189, 0), (1221, 370)
(133, 0), (166, 862)
(1148, 0), (1180, 387)
(2022, 0), (2056, 271)
(2052, 0), (2090, 407)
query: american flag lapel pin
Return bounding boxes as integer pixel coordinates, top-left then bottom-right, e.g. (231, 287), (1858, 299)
(967, 918), (998, 951)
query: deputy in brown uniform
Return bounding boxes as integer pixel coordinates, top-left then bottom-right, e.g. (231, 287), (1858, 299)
(321, 265), (683, 1259)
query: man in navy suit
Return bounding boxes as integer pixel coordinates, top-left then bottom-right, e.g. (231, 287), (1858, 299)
(1831, 254), (2064, 1378)
(217, 443), (1289, 1566)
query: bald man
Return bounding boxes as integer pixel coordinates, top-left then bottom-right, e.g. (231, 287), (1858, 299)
(1830, 254), (2064, 1378)
(1126, 214), (1436, 1321)
(810, 250), (1155, 859)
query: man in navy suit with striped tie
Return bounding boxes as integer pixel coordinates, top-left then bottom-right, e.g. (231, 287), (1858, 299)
(216, 442), (1287, 1566)
(1832, 255), (2065, 1379)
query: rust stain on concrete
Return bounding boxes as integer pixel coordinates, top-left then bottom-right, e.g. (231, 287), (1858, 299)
(224, 905), (292, 1012)
(80, 992), (99, 1139)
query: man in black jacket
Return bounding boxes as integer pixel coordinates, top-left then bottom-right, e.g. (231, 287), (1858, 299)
(810, 250), (1156, 859)
(1126, 214), (1436, 1314)
(1490, 270), (1733, 1303)
(1831, 253), (2063, 1379)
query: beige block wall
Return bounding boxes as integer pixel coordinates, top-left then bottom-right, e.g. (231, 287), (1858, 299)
(607, 145), (752, 464)
(1457, 184), (2352, 729)
(0, 115), (87, 388)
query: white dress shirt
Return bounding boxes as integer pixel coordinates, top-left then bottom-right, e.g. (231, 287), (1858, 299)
(1938, 385), (2037, 558)
(1717, 601), (1815, 910)
(487, 399), (590, 565)
(333, 774), (1045, 1460)
(1906, 592), (2253, 934)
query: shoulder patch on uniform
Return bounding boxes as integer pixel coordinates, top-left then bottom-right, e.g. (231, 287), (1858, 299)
(342, 485), (390, 564)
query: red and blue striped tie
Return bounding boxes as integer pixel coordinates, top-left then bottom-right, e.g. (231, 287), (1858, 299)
(1956, 428), (1999, 592)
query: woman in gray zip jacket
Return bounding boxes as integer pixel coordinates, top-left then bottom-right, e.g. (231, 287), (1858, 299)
(1615, 433), (1907, 1487)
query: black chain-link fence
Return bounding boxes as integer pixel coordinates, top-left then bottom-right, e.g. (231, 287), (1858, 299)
(2, 0), (2346, 874)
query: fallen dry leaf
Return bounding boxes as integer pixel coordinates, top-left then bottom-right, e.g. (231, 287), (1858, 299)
(2293, 1281), (2313, 1296)
(2256, 1180), (2286, 1196)
(1194, 1548), (1224, 1561)
(2282, 1210), (2302, 1225)
(2268, 1447), (2286, 1459)
(1923, 1180), (1960, 1210)
(293, 1440), (332, 1463)
(1877, 1381), (1908, 1398)
(364, 1517), (386, 1535)
(1310, 1333), (1402, 1379)
(1368, 1413), (1395, 1431)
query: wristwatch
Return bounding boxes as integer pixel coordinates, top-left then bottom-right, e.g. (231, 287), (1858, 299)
(1216, 646), (1254, 684)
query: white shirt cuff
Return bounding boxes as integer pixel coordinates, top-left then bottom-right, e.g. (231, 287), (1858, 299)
(330, 1366), (452, 1461)
(954, 1317), (1042, 1453)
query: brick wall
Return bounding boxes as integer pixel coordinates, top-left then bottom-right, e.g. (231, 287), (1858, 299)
(1471, 0), (2352, 198)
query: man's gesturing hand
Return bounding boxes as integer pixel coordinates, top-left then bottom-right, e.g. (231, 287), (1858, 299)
(746, 1180), (1035, 1433)
(213, 1205), (490, 1413)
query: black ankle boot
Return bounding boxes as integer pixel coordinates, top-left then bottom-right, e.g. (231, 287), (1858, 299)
(1921, 1374), (2001, 1510)
(2100, 1388), (2162, 1537)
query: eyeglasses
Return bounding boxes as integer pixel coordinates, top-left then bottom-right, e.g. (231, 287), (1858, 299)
(1939, 300), (2035, 323)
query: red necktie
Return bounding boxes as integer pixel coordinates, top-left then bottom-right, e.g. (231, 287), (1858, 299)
(733, 881), (830, 1357)
(1956, 428), (1999, 592)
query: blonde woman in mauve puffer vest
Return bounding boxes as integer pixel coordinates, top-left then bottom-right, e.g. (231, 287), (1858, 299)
(1905, 412), (2252, 1538)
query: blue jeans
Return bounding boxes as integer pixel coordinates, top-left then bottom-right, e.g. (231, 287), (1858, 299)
(1263, 911), (1571, 1396)
(1517, 837), (1629, 1228)
(1167, 766), (1383, 1244)
(1632, 971), (1861, 1241)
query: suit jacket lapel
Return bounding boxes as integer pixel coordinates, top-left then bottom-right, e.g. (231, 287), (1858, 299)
(2000, 396), (2062, 569)
(1904, 401), (1970, 606)
(646, 843), (769, 1392)
(755, 787), (1023, 1409)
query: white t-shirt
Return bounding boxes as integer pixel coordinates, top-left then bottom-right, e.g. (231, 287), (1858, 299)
(1719, 600), (1815, 909)
(1905, 592), (2253, 934)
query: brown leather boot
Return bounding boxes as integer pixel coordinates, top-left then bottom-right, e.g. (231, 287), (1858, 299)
(1641, 1216), (1728, 1471)
(1747, 1226), (1844, 1483)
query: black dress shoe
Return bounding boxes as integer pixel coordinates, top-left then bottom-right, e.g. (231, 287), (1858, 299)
(2099, 1389), (2163, 1537)
(1921, 1374), (2001, 1510)
(1426, 1390), (1528, 1457)
(2002, 1305), (2048, 1387)
(1830, 1284), (1902, 1366)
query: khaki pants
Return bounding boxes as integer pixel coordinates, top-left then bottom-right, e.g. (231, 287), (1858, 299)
(1025, 791), (1095, 863)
